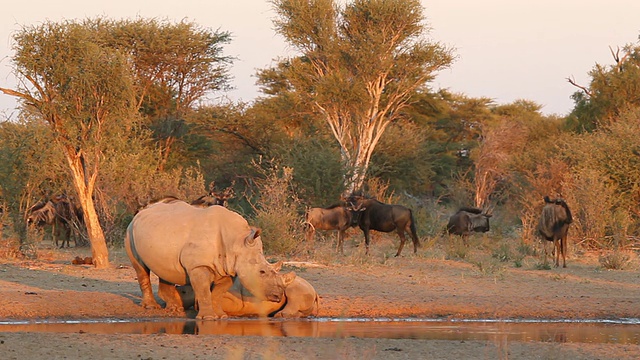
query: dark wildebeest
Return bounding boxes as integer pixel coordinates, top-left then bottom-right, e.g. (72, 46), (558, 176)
(27, 195), (81, 248)
(538, 196), (572, 268)
(191, 182), (235, 208)
(446, 207), (492, 244)
(304, 202), (362, 254)
(348, 196), (419, 257)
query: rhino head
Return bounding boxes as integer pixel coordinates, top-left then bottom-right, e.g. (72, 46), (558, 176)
(234, 227), (296, 302)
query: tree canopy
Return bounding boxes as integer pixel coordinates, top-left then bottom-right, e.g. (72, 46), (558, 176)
(262, 0), (454, 193)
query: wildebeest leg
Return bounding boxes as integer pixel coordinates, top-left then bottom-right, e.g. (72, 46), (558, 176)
(188, 266), (221, 320)
(61, 222), (71, 248)
(337, 229), (345, 254)
(52, 222), (60, 248)
(395, 229), (407, 257)
(560, 235), (567, 268)
(362, 228), (371, 255)
(553, 238), (560, 267)
(158, 280), (185, 314)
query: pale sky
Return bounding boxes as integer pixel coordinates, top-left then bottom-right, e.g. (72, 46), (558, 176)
(1, 0), (639, 118)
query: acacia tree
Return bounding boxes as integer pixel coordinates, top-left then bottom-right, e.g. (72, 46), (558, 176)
(1, 18), (233, 267)
(264, 0), (454, 193)
(568, 41), (640, 131)
(102, 18), (233, 171)
(0, 20), (138, 268)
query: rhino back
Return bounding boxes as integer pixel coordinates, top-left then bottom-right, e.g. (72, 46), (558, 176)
(130, 201), (251, 284)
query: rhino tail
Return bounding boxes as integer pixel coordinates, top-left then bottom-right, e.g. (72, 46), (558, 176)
(125, 221), (144, 266)
(311, 293), (320, 317)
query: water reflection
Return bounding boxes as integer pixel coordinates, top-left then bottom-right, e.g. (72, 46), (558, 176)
(0, 318), (638, 344)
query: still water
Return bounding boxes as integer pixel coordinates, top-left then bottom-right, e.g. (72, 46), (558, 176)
(1, 318), (639, 344)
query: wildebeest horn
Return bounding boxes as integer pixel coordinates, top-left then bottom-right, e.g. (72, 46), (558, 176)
(244, 227), (262, 247)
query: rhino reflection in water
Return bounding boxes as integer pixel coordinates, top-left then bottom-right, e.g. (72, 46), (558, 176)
(125, 199), (295, 320)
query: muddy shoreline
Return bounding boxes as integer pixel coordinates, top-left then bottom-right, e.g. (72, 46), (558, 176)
(1, 245), (640, 359)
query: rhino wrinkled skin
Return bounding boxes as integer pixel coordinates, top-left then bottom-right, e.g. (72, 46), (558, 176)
(125, 200), (295, 320)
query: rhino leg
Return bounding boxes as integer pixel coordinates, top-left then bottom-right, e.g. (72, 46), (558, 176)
(132, 262), (161, 310)
(158, 280), (185, 314)
(189, 266), (230, 320)
(209, 276), (233, 318)
(125, 232), (161, 310)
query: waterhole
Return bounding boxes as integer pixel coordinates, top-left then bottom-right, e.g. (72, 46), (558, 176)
(1, 318), (638, 344)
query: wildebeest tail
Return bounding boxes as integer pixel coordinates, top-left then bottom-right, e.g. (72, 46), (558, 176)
(409, 209), (420, 247)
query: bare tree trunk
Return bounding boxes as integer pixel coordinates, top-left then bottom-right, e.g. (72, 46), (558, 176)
(64, 149), (110, 269)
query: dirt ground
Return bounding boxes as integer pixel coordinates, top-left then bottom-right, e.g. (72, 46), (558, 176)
(1, 238), (640, 359)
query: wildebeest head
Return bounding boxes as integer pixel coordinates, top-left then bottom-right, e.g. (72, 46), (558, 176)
(191, 181), (235, 208)
(26, 201), (56, 226)
(446, 207), (493, 236)
(344, 197), (366, 227)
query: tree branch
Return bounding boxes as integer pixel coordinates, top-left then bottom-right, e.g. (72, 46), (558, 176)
(566, 76), (591, 97)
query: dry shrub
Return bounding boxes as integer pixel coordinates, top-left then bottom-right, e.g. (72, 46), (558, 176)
(251, 166), (304, 256)
(362, 177), (398, 203)
(0, 235), (22, 259)
(97, 166), (206, 246)
(562, 167), (616, 248)
(598, 250), (635, 270)
(444, 235), (468, 260)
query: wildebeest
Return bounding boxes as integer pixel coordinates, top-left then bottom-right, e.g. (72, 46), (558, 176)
(191, 182), (235, 208)
(538, 196), (572, 268)
(304, 202), (362, 254)
(27, 195), (83, 248)
(446, 207), (492, 243)
(348, 196), (419, 257)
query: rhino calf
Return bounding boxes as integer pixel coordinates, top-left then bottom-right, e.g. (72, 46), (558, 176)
(178, 275), (319, 318)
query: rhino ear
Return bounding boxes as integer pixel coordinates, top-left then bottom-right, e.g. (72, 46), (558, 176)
(283, 271), (296, 286)
(245, 227), (262, 247)
(272, 260), (283, 272)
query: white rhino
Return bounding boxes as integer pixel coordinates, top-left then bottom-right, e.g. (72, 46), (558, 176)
(178, 274), (319, 318)
(125, 199), (295, 320)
